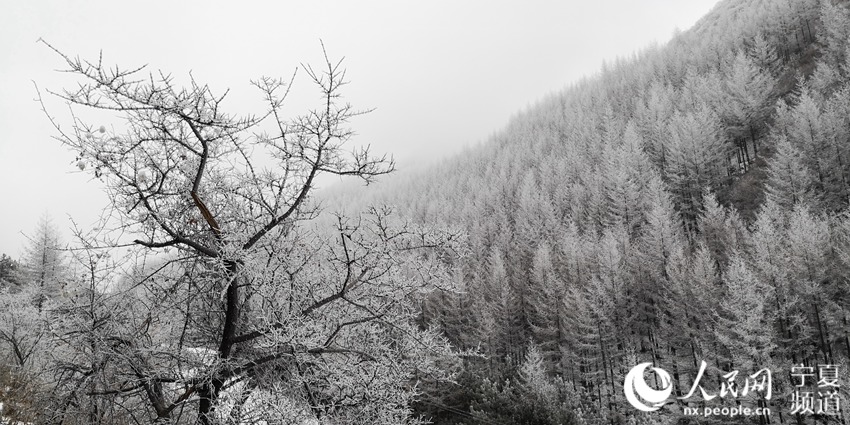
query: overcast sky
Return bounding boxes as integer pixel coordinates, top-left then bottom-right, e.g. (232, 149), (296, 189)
(0, 0), (720, 259)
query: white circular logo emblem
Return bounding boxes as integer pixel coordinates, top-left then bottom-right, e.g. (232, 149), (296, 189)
(623, 362), (673, 412)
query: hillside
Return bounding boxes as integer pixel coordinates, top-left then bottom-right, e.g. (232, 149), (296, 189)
(2, 0), (849, 423)
(334, 0), (850, 423)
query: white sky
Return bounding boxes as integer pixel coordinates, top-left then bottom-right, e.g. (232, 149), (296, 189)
(0, 0), (720, 259)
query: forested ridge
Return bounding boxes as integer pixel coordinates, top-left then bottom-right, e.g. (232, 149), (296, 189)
(2, 0), (850, 423)
(335, 0), (850, 423)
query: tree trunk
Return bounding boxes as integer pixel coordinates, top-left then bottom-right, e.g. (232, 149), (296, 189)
(198, 261), (241, 424)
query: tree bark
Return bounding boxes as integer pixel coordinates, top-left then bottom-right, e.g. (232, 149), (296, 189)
(198, 260), (240, 424)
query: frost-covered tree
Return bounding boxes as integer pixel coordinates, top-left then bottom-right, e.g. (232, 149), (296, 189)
(818, 1), (850, 69)
(0, 218), (68, 422)
(748, 33), (779, 75)
(37, 42), (457, 424)
(721, 50), (776, 160)
(819, 85), (850, 208)
(526, 243), (564, 373)
(634, 80), (675, 173)
(784, 88), (828, 189)
(0, 284), (49, 424)
(714, 255), (775, 372)
(665, 106), (729, 225)
(749, 198), (803, 364)
(600, 122), (657, 236)
(808, 61), (842, 100)
(20, 214), (65, 299)
(663, 243), (719, 374)
(489, 248), (527, 373)
(0, 254), (21, 288)
(765, 134), (817, 209)
(784, 205), (839, 364)
(697, 190), (746, 268)
(0, 286), (46, 369)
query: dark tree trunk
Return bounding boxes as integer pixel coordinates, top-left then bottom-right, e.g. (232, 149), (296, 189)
(198, 261), (241, 424)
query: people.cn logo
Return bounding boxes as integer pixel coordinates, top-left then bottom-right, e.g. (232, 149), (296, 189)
(623, 362), (673, 412)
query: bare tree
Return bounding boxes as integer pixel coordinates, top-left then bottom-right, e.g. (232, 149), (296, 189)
(36, 40), (457, 424)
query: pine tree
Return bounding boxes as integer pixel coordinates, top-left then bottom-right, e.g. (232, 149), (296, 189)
(748, 33), (779, 75)
(601, 122), (658, 236)
(749, 198), (800, 366)
(784, 88), (828, 194)
(526, 243), (564, 374)
(831, 211), (850, 360)
(632, 178), (684, 364)
(19, 214), (66, 305)
(561, 282), (609, 411)
(818, 1), (850, 68)
(698, 190), (731, 267)
(0, 254), (21, 288)
(679, 68), (725, 114)
(714, 255), (775, 372)
(785, 204), (837, 364)
(765, 134), (817, 209)
(518, 343), (558, 405)
(721, 50), (776, 161)
(662, 243), (719, 399)
(487, 248), (527, 374)
(820, 85), (850, 208)
(808, 61), (841, 101)
(666, 106), (729, 226)
(634, 80), (675, 173)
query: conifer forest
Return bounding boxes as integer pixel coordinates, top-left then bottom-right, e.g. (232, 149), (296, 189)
(2, 0), (850, 424)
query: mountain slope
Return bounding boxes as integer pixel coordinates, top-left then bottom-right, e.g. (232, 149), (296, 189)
(328, 0), (850, 423)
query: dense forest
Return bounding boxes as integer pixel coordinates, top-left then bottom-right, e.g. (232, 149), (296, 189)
(3, 0), (850, 423)
(339, 0), (850, 423)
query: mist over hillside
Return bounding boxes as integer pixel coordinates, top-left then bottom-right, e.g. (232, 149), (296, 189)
(2, 0), (850, 423)
(329, 0), (850, 423)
